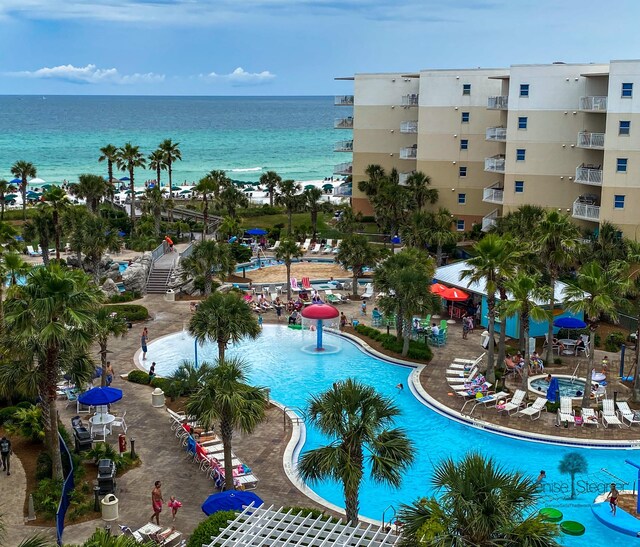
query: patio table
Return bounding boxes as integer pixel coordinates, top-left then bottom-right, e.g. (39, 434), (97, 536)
(559, 339), (577, 355)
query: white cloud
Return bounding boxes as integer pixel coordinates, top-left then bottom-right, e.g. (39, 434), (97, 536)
(202, 67), (276, 86)
(6, 64), (165, 85)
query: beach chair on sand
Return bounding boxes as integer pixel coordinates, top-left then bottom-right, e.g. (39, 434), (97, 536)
(310, 243), (321, 254)
(617, 401), (640, 427)
(497, 389), (527, 415)
(290, 278), (301, 293)
(516, 397), (548, 420)
(26, 245), (41, 257)
(301, 239), (311, 252)
(601, 399), (623, 428)
(556, 397), (576, 426)
(268, 240), (280, 251)
(332, 240), (342, 254)
(361, 283), (374, 300)
(301, 277), (312, 290)
(322, 239), (333, 254)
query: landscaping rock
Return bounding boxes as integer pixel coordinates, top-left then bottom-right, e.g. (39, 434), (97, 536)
(122, 253), (152, 293)
(101, 278), (120, 298)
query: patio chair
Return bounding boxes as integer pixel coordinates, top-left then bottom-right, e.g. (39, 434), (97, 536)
(268, 240), (280, 251)
(300, 238), (311, 252)
(575, 334), (590, 358)
(372, 309), (383, 327)
(322, 239), (333, 254)
(556, 396), (576, 426)
(361, 283), (374, 300)
(601, 399), (623, 428)
(497, 389), (527, 415)
(332, 240), (342, 254)
(617, 401), (640, 427)
(516, 397), (548, 420)
(542, 333), (561, 356)
(290, 278), (301, 293)
(111, 410), (127, 434)
(26, 245), (41, 257)
(453, 353), (485, 366)
(580, 407), (600, 427)
(447, 367), (478, 384)
(310, 243), (321, 254)
(301, 277), (312, 290)
(431, 330), (447, 347)
(324, 289), (343, 305)
(446, 363), (477, 377)
(462, 391), (509, 416)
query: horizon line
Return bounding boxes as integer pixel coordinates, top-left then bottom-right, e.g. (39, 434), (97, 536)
(0, 93), (335, 98)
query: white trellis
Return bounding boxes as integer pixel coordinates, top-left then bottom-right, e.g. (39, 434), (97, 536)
(205, 504), (401, 547)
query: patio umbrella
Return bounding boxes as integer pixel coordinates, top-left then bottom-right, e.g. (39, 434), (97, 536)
(246, 228), (267, 236)
(10, 178), (21, 184)
(4, 194), (17, 201)
(440, 287), (468, 301)
(29, 177), (46, 184)
(553, 317), (587, 329)
(180, 189), (191, 194)
(322, 183), (334, 190)
(41, 184), (52, 191)
(119, 177), (130, 182)
(430, 282), (448, 294)
(201, 490), (263, 516)
(304, 184), (315, 190)
(78, 386), (123, 406)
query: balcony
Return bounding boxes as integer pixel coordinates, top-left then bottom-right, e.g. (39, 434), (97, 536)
(399, 172), (414, 185)
(577, 131), (605, 149)
(401, 94), (419, 107)
(484, 155), (505, 173)
(572, 197), (600, 222)
(487, 96), (508, 110)
(482, 183), (504, 205)
(579, 96), (607, 112)
(334, 140), (353, 152)
(481, 209), (500, 232)
(334, 117), (354, 129)
(400, 146), (418, 159)
(485, 126), (507, 142)
(400, 120), (418, 133)
(335, 95), (354, 106)
(575, 164), (603, 186)
(333, 162), (353, 175)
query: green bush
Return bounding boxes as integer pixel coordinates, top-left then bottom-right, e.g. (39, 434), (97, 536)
(150, 377), (172, 393)
(187, 510), (239, 547)
(127, 369), (150, 385)
(604, 331), (626, 352)
(546, 401), (560, 414)
(108, 291), (141, 303)
(354, 325), (432, 361)
(33, 478), (63, 518)
(87, 442), (139, 472)
(16, 401), (34, 409)
(6, 405), (45, 442)
(102, 304), (149, 321)
(36, 451), (52, 481)
(0, 406), (19, 425)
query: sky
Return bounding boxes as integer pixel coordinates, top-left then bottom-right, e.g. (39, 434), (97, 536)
(0, 0), (638, 96)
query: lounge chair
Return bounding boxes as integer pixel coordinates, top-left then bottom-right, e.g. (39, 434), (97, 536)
(361, 283), (374, 300)
(268, 240), (280, 251)
(601, 399), (623, 428)
(310, 243), (321, 254)
(581, 407), (600, 427)
(301, 277), (312, 290)
(517, 397), (548, 420)
(451, 380), (491, 392)
(447, 368), (479, 384)
(26, 245), (41, 257)
(462, 391), (509, 416)
(556, 396), (576, 426)
(445, 363), (476, 376)
(300, 238), (311, 252)
(497, 389), (527, 415)
(290, 278), (301, 293)
(332, 240), (342, 254)
(449, 354), (485, 370)
(322, 239), (333, 254)
(617, 401), (640, 427)
(324, 290), (342, 305)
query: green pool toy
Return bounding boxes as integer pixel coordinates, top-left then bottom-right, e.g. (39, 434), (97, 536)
(288, 324), (303, 330)
(560, 521), (585, 536)
(539, 508), (563, 523)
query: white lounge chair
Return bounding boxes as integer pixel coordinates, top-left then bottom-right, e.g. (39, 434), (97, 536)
(26, 245), (41, 257)
(601, 399), (623, 428)
(322, 239), (333, 254)
(556, 396), (576, 426)
(300, 238), (311, 252)
(309, 243), (321, 254)
(617, 401), (640, 427)
(446, 364), (477, 377)
(361, 283), (374, 300)
(332, 240), (342, 254)
(517, 397), (548, 420)
(452, 353), (486, 366)
(447, 368), (479, 385)
(462, 391), (509, 416)
(581, 407), (600, 427)
(268, 240), (280, 251)
(290, 278), (301, 293)
(497, 389), (527, 415)
(451, 380), (491, 392)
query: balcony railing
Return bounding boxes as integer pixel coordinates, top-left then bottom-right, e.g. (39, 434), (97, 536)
(334, 117), (354, 129)
(579, 96), (607, 112)
(334, 140), (353, 152)
(575, 164), (603, 186)
(484, 155), (506, 173)
(401, 94), (419, 107)
(333, 162), (353, 175)
(482, 184), (504, 204)
(400, 146), (418, 159)
(485, 127), (507, 141)
(335, 95), (354, 106)
(577, 131), (605, 149)
(481, 209), (500, 232)
(400, 121), (418, 133)
(398, 172), (414, 185)
(572, 198), (600, 222)
(487, 96), (508, 110)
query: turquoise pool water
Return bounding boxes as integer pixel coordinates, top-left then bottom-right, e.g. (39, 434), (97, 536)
(143, 326), (629, 545)
(235, 257), (336, 273)
(530, 377), (587, 399)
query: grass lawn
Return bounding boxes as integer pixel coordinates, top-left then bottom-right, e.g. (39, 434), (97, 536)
(239, 212), (344, 238)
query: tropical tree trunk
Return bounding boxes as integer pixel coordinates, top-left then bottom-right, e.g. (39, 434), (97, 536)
(311, 209), (318, 239)
(46, 348), (63, 479)
(204, 273), (212, 297)
(100, 340), (108, 387)
(344, 449), (363, 525)
(203, 197), (209, 238)
(402, 316), (411, 356)
(129, 170), (136, 227)
(352, 272), (358, 297)
(168, 162), (173, 200)
(486, 293), (496, 383)
(108, 161), (113, 189)
(22, 178), (27, 221)
(496, 288), (507, 370)
(220, 418), (234, 491)
(286, 263), (292, 300)
(582, 328), (597, 408)
(521, 314), (530, 390)
(545, 277), (556, 363)
(92, 254), (101, 285)
(436, 244), (443, 267)
(41, 237), (50, 266)
(269, 186), (274, 208)
(53, 210), (61, 260)
(396, 303), (404, 342)
(217, 339), (225, 361)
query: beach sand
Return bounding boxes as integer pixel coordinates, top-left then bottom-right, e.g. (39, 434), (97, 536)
(237, 262), (351, 284)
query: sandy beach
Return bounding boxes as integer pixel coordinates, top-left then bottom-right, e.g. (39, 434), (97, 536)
(237, 261), (352, 284)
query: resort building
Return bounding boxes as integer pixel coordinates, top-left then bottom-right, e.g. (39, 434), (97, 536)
(338, 60), (640, 237)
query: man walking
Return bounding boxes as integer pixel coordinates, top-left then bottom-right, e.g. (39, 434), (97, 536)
(150, 480), (163, 525)
(0, 436), (12, 475)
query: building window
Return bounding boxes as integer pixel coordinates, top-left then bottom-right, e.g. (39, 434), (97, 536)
(461, 112), (470, 123)
(520, 83), (530, 97)
(460, 139), (469, 150)
(515, 180), (524, 193)
(518, 116), (528, 130)
(622, 83), (633, 98)
(619, 121), (631, 135)
(614, 195), (625, 209)
(459, 166), (467, 177)
(617, 158), (628, 172)
(462, 84), (471, 95)
(456, 219), (465, 231)
(516, 148), (526, 161)
(458, 193), (466, 204)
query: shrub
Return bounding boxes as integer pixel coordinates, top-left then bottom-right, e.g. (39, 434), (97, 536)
(553, 358), (563, 365)
(353, 325), (432, 361)
(187, 510), (239, 547)
(546, 401), (560, 414)
(36, 451), (52, 481)
(33, 478), (63, 518)
(0, 406), (19, 425)
(108, 291), (141, 303)
(127, 369), (150, 385)
(102, 304), (149, 322)
(87, 442), (140, 472)
(150, 377), (172, 393)
(604, 331), (626, 352)
(6, 405), (45, 442)
(16, 401), (35, 409)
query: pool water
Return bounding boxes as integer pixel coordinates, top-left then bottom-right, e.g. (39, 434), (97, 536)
(144, 326), (629, 546)
(118, 262), (129, 274)
(235, 257), (335, 273)
(530, 377), (587, 399)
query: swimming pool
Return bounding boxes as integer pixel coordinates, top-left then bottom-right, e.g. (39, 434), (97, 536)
(143, 326), (630, 545)
(235, 257), (337, 273)
(530, 376), (588, 400)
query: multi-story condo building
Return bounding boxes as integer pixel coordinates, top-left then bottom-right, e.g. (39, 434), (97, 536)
(338, 61), (640, 237)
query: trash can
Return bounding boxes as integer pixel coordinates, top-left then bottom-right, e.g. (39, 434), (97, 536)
(152, 387), (165, 408)
(101, 493), (119, 521)
(480, 330), (490, 349)
(165, 289), (175, 302)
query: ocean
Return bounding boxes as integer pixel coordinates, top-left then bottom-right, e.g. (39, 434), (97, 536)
(0, 96), (347, 185)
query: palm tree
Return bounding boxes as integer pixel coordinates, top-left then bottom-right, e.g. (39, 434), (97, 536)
(10, 160), (36, 220)
(399, 211), (431, 250)
(426, 208), (458, 266)
(4, 252), (29, 286)
(335, 207), (363, 234)
(189, 291), (261, 360)
(276, 179), (301, 235)
(180, 239), (236, 296)
(23, 205), (54, 265)
(70, 173), (110, 214)
(274, 238), (304, 300)
(94, 307), (128, 386)
(43, 187), (69, 259)
(186, 357), (267, 490)
(4, 264), (102, 479)
(405, 171), (438, 210)
(298, 379), (414, 525)
(218, 184), (249, 219)
(158, 139), (182, 199)
(116, 143), (146, 226)
(99, 144), (120, 188)
(194, 175), (219, 238)
(142, 185), (164, 236)
(564, 261), (631, 408)
(148, 149), (167, 189)
(80, 215), (122, 283)
(303, 186), (324, 239)
(460, 235), (520, 383)
(580, 220), (627, 267)
(0, 179), (17, 220)
(218, 216), (242, 242)
(336, 234), (378, 297)
(398, 452), (560, 547)
(493, 204), (545, 241)
(260, 170), (282, 207)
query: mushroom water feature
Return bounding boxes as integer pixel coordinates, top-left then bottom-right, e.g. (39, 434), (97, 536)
(300, 303), (340, 351)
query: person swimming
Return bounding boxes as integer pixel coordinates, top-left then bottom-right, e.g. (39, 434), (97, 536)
(396, 383), (404, 391)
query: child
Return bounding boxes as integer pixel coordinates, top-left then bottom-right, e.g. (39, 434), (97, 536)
(168, 496), (182, 521)
(361, 300), (367, 316)
(601, 356), (609, 373)
(258, 314), (263, 328)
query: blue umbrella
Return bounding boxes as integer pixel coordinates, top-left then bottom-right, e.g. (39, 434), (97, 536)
(553, 317), (587, 329)
(118, 230), (127, 237)
(201, 490), (263, 516)
(78, 386), (123, 406)
(246, 228), (267, 236)
(391, 235), (401, 244)
(10, 178), (21, 184)
(119, 176), (131, 182)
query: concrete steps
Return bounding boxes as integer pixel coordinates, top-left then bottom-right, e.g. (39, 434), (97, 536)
(146, 267), (172, 294)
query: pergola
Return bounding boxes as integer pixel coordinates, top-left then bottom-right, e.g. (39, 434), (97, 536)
(206, 504), (401, 547)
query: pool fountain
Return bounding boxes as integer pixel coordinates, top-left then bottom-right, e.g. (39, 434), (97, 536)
(300, 303), (340, 352)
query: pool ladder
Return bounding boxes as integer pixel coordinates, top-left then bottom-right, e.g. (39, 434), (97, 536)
(282, 406), (306, 430)
(381, 505), (397, 532)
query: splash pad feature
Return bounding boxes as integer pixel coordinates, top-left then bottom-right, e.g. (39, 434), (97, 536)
(301, 303), (340, 351)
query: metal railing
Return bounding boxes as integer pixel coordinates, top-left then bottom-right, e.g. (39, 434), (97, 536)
(481, 209), (499, 232)
(572, 199), (600, 221)
(484, 155), (506, 173)
(334, 139), (353, 152)
(575, 165), (603, 186)
(577, 131), (605, 149)
(401, 94), (419, 106)
(334, 117), (354, 129)
(487, 95), (508, 109)
(334, 95), (354, 106)
(400, 147), (418, 159)
(482, 185), (504, 204)
(579, 96), (607, 112)
(400, 120), (418, 133)
(333, 162), (353, 175)
(399, 172), (414, 185)
(485, 126), (507, 141)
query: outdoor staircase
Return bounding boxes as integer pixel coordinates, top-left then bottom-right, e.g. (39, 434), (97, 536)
(146, 266), (173, 294)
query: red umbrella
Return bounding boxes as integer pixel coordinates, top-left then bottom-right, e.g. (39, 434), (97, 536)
(440, 287), (468, 301)
(430, 283), (448, 295)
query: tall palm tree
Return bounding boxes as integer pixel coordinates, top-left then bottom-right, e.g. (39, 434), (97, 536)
(80, 215), (122, 283)
(276, 179), (302, 235)
(181, 239), (236, 296)
(142, 185), (164, 236)
(194, 175), (219, 238)
(94, 307), (128, 386)
(43, 187), (69, 259)
(10, 160), (36, 220)
(0, 179), (17, 220)
(493, 204), (545, 241)
(4, 252), (29, 286)
(158, 139), (182, 199)
(400, 211), (431, 250)
(335, 207), (363, 234)
(116, 143), (146, 226)
(218, 184), (249, 219)
(218, 216), (242, 242)
(23, 205), (54, 265)
(274, 238), (304, 300)
(564, 261), (631, 408)
(398, 452), (560, 547)
(4, 265), (102, 479)
(259, 170), (282, 207)
(460, 235), (520, 383)
(189, 291), (261, 361)
(298, 379), (414, 525)
(186, 357), (267, 490)
(99, 144), (120, 189)
(336, 234), (378, 298)
(70, 173), (110, 214)
(303, 186), (324, 239)
(405, 171), (438, 210)
(148, 149), (167, 189)
(426, 208), (458, 266)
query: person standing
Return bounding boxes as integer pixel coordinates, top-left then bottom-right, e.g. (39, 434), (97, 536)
(148, 362), (156, 382)
(105, 361), (114, 387)
(606, 483), (619, 516)
(150, 480), (163, 525)
(141, 327), (149, 360)
(0, 436), (12, 475)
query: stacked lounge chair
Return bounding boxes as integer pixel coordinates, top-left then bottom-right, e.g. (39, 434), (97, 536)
(617, 401), (640, 427)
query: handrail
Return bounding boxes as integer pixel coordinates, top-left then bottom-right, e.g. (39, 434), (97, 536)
(144, 241), (168, 292)
(381, 504), (397, 531)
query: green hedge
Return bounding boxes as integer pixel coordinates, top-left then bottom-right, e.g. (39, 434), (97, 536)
(108, 291), (142, 303)
(187, 510), (239, 547)
(127, 370), (150, 385)
(102, 304), (149, 321)
(0, 406), (19, 425)
(354, 324), (432, 362)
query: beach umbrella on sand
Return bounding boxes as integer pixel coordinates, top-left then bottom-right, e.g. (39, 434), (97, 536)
(10, 178), (21, 185)
(29, 177), (46, 184)
(322, 183), (334, 190)
(179, 189), (191, 194)
(119, 176), (130, 182)
(304, 184), (315, 190)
